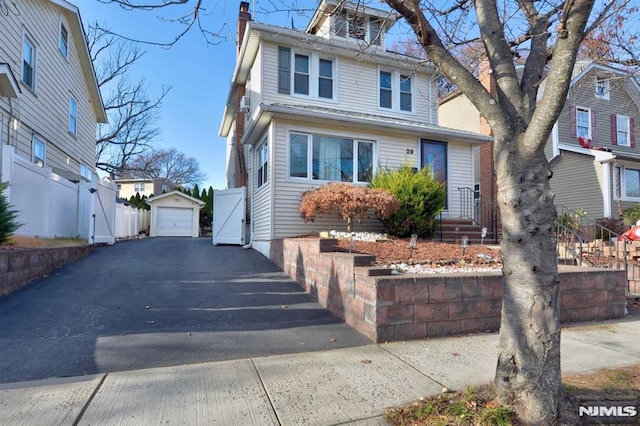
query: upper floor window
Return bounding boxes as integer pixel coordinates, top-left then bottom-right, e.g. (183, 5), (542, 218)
(161, 185), (170, 193)
(335, 11), (382, 45)
(134, 183), (145, 193)
(612, 114), (635, 148)
(22, 34), (36, 90)
(257, 139), (269, 188)
(278, 47), (335, 100)
(595, 78), (610, 100)
(116, 184), (122, 191)
(288, 132), (374, 183)
(379, 70), (413, 112)
(32, 136), (45, 167)
(59, 23), (69, 58)
(69, 96), (78, 135)
(576, 107), (591, 139)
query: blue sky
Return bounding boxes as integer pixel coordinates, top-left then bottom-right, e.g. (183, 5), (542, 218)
(79, 1), (318, 190)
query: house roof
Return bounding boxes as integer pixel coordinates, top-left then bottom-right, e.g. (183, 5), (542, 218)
(47, 0), (107, 123)
(0, 63), (21, 98)
(241, 102), (493, 146)
(146, 190), (205, 207)
(219, 20), (436, 137)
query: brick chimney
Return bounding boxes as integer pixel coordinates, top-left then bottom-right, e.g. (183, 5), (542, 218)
(233, 1), (252, 188)
(478, 58), (497, 205)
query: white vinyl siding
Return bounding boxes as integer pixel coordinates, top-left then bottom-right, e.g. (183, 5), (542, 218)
(250, 129), (273, 241)
(0, 0), (99, 176)
(260, 42), (437, 125)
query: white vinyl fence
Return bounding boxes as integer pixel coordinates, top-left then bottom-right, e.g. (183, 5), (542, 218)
(115, 202), (150, 238)
(1, 145), (147, 244)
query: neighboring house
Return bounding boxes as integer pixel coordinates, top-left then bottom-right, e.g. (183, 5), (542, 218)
(0, 0), (106, 182)
(219, 0), (492, 259)
(439, 60), (640, 222)
(114, 178), (176, 200)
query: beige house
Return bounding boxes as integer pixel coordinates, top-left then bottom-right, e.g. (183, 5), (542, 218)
(439, 61), (640, 221)
(146, 191), (204, 238)
(219, 0), (491, 259)
(0, 0), (106, 182)
(114, 178), (176, 200)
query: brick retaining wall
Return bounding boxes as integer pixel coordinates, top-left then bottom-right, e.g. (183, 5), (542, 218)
(280, 238), (627, 343)
(0, 245), (94, 297)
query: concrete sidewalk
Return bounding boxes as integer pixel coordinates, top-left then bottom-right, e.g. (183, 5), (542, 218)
(1, 316), (639, 426)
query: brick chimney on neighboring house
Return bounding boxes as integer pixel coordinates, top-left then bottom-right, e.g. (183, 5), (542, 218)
(478, 59), (497, 205)
(233, 1), (251, 188)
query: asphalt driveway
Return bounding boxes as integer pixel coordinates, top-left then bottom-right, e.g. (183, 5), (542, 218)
(0, 238), (369, 384)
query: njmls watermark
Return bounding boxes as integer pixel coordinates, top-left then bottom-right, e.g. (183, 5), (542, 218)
(578, 401), (639, 424)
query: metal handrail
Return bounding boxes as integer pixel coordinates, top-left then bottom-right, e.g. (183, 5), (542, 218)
(457, 187), (500, 243)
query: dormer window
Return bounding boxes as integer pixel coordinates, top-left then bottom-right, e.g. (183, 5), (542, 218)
(595, 78), (610, 100)
(333, 10), (382, 45)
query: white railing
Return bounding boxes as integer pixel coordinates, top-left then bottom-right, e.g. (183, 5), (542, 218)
(1, 145), (147, 244)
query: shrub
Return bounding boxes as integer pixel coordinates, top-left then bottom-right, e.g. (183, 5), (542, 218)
(623, 204), (640, 226)
(370, 165), (446, 238)
(0, 180), (20, 245)
(299, 182), (399, 232)
(595, 217), (626, 239)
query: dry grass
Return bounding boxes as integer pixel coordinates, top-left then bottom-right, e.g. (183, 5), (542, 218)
(1, 236), (88, 249)
(384, 364), (640, 425)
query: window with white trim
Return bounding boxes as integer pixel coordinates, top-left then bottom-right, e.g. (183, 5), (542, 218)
(22, 33), (36, 90)
(134, 183), (145, 193)
(617, 115), (630, 147)
(288, 132), (374, 183)
(257, 139), (269, 188)
(278, 47), (335, 100)
(595, 78), (610, 100)
(623, 167), (640, 199)
(379, 70), (413, 112)
(69, 96), (78, 135)
(80, 164), (92, 181)
(32, 136), (45, 167)
(59, 22), (69, 58)
(576, 107), (591, 139)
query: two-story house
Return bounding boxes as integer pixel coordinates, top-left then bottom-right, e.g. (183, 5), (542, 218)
(440, 60), (640, 222)
(219, 0), (491, 260)
(114, 177), (176, 200)
(0, 0), (106, 182)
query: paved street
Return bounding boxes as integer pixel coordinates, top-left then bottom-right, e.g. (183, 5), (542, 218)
(0, 238), (369, 384)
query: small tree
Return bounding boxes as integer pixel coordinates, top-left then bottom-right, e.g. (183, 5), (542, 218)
(370, 165), (446, 238)
(299, 182), (399, 232)
(0, 181), (20, 245)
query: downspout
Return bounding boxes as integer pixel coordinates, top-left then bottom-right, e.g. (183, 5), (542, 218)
(242, 145), (254, 249)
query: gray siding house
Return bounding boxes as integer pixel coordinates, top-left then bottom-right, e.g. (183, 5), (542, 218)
(220, 0), (491, 260)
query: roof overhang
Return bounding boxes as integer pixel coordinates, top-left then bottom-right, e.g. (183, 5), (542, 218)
(241, 103), (493, 146)
(0, 63), (20, 98)
(146, 190), (205, 207)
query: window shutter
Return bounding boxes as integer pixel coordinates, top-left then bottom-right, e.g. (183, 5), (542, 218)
(631, 117), (636, 148)
(570, 106), (577, 138)
(591, 110), (597, 141)
(278, 47), (291, 94)
(611, 114), (618, 145)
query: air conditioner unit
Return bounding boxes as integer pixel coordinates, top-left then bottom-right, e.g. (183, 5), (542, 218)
(239, 96), (251, 112)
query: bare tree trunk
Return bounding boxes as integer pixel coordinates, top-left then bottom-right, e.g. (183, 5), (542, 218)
(494, 134), (561, 424)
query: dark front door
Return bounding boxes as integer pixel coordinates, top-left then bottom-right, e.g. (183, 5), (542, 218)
(420, 139), (448, 209)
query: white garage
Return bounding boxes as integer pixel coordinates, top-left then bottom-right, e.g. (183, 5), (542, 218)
(146, 190), (204, 238)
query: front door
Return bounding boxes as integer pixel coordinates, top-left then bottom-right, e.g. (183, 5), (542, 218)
(420, 139), (448, 209)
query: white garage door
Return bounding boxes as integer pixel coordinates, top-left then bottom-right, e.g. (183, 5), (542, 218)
(156, 207), (193, 237)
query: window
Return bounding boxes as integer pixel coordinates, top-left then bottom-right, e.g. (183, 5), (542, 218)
(134, 183), (145, 193)
(616, 115), (630, 147)
(32, 136), (45, 167)
(576, 107), (591, 139)
(69, 96), (78, 135)
(595, 78), (609, 100)
(59, 23), (69, 58)
(116, 184), (122, 191)
(80, 164), (92, 181)
(289, 132), (374, 183)
(161, 185), (170, 193)
(22, 34), (36, 90)
(294, 54), (309, 95)
(257, 140), (269, 188)
(624, 168), (640, 199)
(278, 47), (335, 100)
(379, 70), (413, 112)
(369, 19), (382, 46)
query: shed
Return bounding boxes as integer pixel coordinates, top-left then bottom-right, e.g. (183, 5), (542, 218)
(146, 190), (204, 237)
